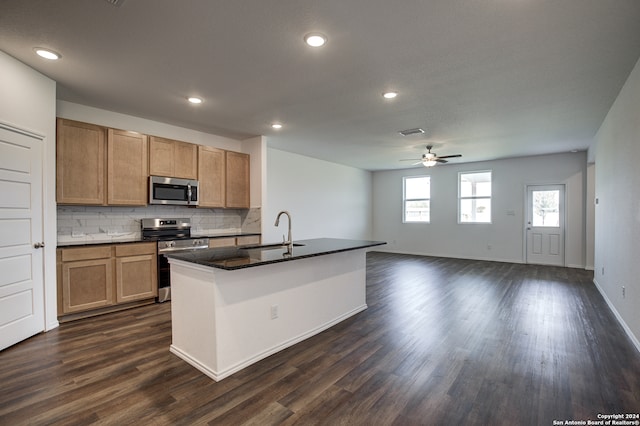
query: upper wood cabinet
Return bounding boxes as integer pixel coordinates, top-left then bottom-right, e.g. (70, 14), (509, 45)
(149, 136), (198, 179)
(225, 151), (250, 208)
(107, 129), (148, 205)
(57, 118), (149, 206)
(198, 146), (226, 208)
(57, 118), (252, 209)
(56, 118), (106, 205)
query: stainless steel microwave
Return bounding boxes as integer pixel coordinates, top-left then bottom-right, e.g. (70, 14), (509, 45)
(149, 176), (199, 206)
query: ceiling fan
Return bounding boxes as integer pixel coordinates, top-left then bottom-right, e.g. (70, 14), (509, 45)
(401, 145), (462, 167)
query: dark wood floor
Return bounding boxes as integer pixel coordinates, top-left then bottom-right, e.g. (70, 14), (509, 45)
(1, 252), (639, 425)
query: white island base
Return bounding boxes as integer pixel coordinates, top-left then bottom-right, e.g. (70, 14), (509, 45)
(168, 249), (367, 381)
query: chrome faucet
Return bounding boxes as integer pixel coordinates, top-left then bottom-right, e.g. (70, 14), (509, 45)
(274, 210), (292, 251)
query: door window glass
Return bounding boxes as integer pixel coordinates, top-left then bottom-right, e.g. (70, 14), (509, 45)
(532, 190), (559, 227)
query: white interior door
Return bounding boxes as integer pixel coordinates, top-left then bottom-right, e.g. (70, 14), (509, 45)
(0, 125), (45, 351)
(526, 184), (565, 266)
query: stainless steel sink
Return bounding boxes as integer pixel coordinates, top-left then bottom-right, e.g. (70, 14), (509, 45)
(239, 243), (305, 251)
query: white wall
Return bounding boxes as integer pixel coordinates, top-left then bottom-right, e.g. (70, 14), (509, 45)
(593, 57), (640, 349)
(0, 51), (57, 330)
(57, 101), (242, 151)
(585, 163), (595, 270)
(372, 152), (587, 267)
(263, 148), (373, 243)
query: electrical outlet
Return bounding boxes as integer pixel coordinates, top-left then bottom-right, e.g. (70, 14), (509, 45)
(622, 286), (626, 299)
(270, 305), (279, 320)
(602, 267), (605, 275)
(487, 244), (492, 250)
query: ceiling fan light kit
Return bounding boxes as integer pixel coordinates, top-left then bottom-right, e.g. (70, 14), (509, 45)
(400, 145), (462, 167)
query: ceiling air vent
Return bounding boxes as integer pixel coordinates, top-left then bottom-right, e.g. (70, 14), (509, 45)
(398, 128), (425, 136)
(103, 0), (125, 6)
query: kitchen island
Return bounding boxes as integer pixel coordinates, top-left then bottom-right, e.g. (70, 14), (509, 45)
(166, 238), (385, 381)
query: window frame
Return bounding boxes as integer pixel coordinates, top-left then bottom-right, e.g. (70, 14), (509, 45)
(403, 175), (431, 223)
(458, 170), (492, 224)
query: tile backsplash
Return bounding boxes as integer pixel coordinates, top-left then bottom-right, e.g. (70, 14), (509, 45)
(57, 205), (261, 244)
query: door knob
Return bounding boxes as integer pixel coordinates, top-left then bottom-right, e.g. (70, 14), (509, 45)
(33, 242), (45, 249)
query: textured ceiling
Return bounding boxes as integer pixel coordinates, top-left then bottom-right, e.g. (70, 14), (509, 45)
(2, 0), (640, 170)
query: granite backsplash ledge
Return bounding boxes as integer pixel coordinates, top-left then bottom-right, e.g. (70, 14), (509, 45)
(57, 205), (261, 244)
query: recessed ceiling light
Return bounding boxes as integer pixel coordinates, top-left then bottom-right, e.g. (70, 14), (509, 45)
(383, 91), (398, 99)
(187, 97), (203, 104)
(34, 48), (61, 60)
(271, 123), (283, 129)
(304, 33), (327, 47)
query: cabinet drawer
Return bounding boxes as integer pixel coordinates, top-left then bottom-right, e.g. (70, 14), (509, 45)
(236, 236), (260, 246)
(115, 242), (156, 257)
(209, 237), (236, 248)
(61, 246), (112, 262)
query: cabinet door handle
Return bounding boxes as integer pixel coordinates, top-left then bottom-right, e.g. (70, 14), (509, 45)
(34, 242), (45, 249)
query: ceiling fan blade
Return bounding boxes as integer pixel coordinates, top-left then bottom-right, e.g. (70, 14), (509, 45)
(435, 154), (462, 159)
(435, 158), (448, 163)
(400, 158), (422, 161)
(411, 161), (424, 165)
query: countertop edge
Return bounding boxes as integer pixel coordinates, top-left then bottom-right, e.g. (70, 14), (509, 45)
(57, 232), (262, 248)
(166, 238), (387, 271)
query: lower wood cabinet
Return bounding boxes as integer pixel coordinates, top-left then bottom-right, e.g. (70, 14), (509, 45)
(57, 242), (157, 320)
(59, 246), (113, 314)
(208, 235), (261, 248)
(114, 244), (157, 303)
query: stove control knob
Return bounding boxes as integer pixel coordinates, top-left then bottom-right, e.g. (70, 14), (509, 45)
(167, 241), (175, 248)
(193, 239), (202, 246)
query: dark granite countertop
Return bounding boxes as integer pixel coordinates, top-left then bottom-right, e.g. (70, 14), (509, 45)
(165, 238), (386, 270)
(56, 232), (261, 248)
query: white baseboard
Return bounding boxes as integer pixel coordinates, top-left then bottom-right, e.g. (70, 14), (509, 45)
(171, 304), (368, 382)
(375, 248), (524, 265)
(593, 278), (640, 354)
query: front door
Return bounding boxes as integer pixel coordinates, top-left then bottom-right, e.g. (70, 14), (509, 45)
(526, 184), (565, 266)
(0, 124), (45, 351)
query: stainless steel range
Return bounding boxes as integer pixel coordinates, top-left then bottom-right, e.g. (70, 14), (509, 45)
(141, 218), (209, 302)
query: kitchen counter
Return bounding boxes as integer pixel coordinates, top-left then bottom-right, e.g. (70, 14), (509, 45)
(167, 237), (386, 381)
(56, 232), (261, 248)
(165, 238), (386, 270)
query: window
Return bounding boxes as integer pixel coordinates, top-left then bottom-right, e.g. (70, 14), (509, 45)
(531, 189), (560, 227)
(459, 171), (491, 223)
(403, 176), (430, 222)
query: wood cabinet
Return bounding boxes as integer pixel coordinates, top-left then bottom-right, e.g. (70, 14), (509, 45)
(58, 246), (113, 314)
(236, 235), (260, 246)
(57, 242), (157, 320)
(115, 243), (157, 303)
(57, 119), (253, 209)
(225, 151), (250, 208)
(149, 136), (198, 179)
(57, 118), (149, 206)
(198, 146), (226, 208)
(208, 235), (261, 248)
(107, 129), (148, 205)
(209, 237), (236, 248)
(56, 118), (106, 205)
